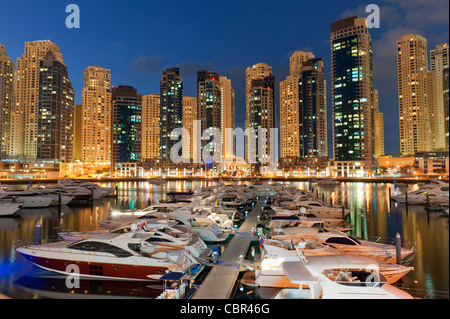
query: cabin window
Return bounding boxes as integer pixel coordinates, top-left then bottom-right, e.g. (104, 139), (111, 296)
(68, 241), (133, 257)
(325, 237), (358, 246)
(146, 237), (172, 243)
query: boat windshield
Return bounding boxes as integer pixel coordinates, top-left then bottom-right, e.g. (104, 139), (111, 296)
(68, 241), (133, 258)
(323, 269), (387, 287)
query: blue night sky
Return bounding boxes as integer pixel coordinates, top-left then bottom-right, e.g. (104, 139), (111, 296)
(0, 0), (448, 156)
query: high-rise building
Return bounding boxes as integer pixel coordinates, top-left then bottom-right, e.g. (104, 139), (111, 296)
(182, 96), (198, 162)
(73, 104), (83, 161)
(160, 67), (183, 160)
(0, 77), (4, 157)
(16, 40), (63, 158)
(331, 17), (375, 169)
(219, 76), (235, 159)
(111, 85), (142, 167)
(397, 34), (437, 154)
(430, 43), (449, 150)
(280, 51), (327, 159)
(247, 75), (276, 163)
(142, 94), (160, 160)
(373, 90), (385, 157)
(245, 63), (273, 162)
(430, 43), (449, 72)
(196, 70), (222, 163)
(0, 44), (15, 158)
(82, 66), (112, 164)
(444, 68), (449, 150)
(36, 51), (75, 163)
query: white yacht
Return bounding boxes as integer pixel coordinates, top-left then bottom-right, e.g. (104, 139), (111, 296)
(16, 230), (202, 281)
(391, 181), (449, 205)
(272, 257), (414, 299)
(0, 201), (22, 217)
(273, 227), (415, 264)
(244, 239), (413, 288)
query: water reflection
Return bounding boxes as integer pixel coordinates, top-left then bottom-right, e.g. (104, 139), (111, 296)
(0, 181), (448, 298)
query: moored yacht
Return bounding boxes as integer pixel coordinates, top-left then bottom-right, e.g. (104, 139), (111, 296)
(0, 201), (22, 217)
(16, 231), (201, 281)
(272, 256), (414, 299)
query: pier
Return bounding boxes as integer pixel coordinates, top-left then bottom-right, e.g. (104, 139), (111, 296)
(192, 196), (268, 299)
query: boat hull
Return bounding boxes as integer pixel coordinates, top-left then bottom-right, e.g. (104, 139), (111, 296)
(17, 248), (172, 281)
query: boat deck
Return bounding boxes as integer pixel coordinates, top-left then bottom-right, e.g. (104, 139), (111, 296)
(192, 196), (268, 299)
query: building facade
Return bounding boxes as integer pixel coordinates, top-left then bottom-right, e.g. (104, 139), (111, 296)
(247, 75), (276, 163)
(15, 40), (63, 159)
(397, 34), (430, 155)
(197, 70), (221, 162)
(331, 17), (375, 170)
(0, 44), (15, 158)
(219, 76), (235, 159)
(36, 51), (75, 163)
(142, 94), (160, 160)
(111, 85), (142, 168)
(373, 89), (385, 157)
(245, 63), (273, 161)
(81, 66), (112, 164)
(280, 51), (327, 159)
(160, 67), (183, 160)
(182, 96), (198, 162)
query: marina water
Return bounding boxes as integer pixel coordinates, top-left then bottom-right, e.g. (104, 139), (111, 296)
(0, 181), (448, 299)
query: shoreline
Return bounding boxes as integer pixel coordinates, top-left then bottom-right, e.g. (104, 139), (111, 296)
(1, 176), (447, 185)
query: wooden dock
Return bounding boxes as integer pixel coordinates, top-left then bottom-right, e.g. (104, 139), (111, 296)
(192, 196), (268, 299)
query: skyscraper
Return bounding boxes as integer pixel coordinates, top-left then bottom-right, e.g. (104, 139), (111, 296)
(431, 43), (449, 72)
(0, 44), (15, 158)
(197, 70), (221, 159)
(397, 34), (430, 155)
(111, 85), (142, 168)
(142, 94), (160, 160)
(82, 66), (112, 164)
(331, 17), (375, 171)
(16, 40), (63, 158)
(247, 75), (276, 163)
(373, 90), (385, 157)
(444, 68), (449, 150)
(182, 96), (198, 162)
(280, 51), (327, 159)
(219, 76), (235, 159)
(430, 43), (449, 150)
(160, 67), (183, 160)
(245, 63), (273, 162)
(36, 51), (75, 163)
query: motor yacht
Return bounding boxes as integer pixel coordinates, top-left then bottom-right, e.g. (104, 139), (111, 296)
(0, 201), (22, 217)
(16, 230), (202, 281)
(272, 256), (414, 299)
(272, 227), (415, 264)
(242, 239), (413, 288)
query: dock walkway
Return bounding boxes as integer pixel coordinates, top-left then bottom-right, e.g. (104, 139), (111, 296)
(192, 196), (268, 299)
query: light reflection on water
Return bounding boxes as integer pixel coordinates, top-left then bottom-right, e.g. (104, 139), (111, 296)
(0, 181), (448, 299)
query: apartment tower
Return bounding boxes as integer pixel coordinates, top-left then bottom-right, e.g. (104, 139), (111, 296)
(280, 51), (327, 159)
(331, 17), (375, 170)
(142, 94), (160, 159)
(0, 44), (15, 158)
(36, 51), (75, 163)
(82, 66), (112, 164)
(15, 40), (63, 158)
(160, 67), (183, 160)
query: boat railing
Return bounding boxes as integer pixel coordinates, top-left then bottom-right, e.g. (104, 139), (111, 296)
(397, 287), (449, 299)
(367, 236), (416, 251)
